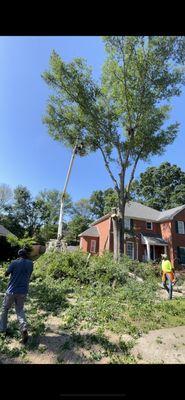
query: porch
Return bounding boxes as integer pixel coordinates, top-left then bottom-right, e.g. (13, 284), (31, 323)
(141, 233), (168, 262)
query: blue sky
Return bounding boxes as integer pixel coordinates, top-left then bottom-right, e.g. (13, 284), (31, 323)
(0, 36), (185, 202)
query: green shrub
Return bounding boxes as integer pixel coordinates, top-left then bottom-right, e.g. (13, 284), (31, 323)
(30, 277), (68, 313)
(33, 250), (88, 281)
(33, 250), (160, 289)
(88, 252), (129, 285)
(7, 234), (36, 256)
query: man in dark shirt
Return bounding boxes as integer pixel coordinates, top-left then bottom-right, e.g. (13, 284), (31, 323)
(0, 249), (33, 344)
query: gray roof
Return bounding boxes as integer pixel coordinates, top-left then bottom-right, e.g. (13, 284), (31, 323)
(85, 202), (185, 235)
(0, 225), (15, 237)
(124, 201), (161, 221)
(157, 205), (185, 222)
(141, 232), (168, 246)
(78, 226), (99, 237)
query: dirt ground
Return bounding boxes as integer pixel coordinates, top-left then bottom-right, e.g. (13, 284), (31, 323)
(131, 325), (185, 363)
(1, 311), (185, 364)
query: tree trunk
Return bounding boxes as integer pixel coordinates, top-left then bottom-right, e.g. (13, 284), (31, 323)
(112, 215), (118, 261)
(119, 186), (126, 256)
(117, 217), (121, 261)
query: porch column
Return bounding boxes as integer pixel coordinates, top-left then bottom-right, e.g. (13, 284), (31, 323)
(164, 246), (167, 255)
(146, 240), (151, 261)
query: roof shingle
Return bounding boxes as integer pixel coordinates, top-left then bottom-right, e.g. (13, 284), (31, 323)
(78, 226), (99, 237)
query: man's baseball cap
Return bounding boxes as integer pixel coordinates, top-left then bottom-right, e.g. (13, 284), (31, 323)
(161, 253), (167, 259)
(18, 249), (27, 257)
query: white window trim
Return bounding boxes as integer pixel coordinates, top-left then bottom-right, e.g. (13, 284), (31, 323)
(126, 241), (134, 260)
(90, 239), (96, 253)
(124, 218), (131, 230)
(177, 221), (185, 234)
(146, 221), (153, 230)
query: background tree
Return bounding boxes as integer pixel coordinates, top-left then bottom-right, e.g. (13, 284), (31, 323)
(70, 198), (92, 220)
(35, 189), (73, 226)
(12, 186), (38, 236)
(89, 188), (119, 218)
(64, 215), (90, 245)
(34, 189), (72, 243)
(131, 162), (185, 210)
(0, 183), (13, 213)
(42, 36), (185, 258)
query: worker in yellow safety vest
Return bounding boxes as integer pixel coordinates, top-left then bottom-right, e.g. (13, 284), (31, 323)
(161, 253), (176, 299)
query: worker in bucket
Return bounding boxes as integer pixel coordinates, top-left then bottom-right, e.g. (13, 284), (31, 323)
(161, 253), (176, 300)
(0, 249), (33, 344)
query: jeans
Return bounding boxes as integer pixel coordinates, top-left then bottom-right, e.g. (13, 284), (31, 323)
(165, 273), (173, 300)
(0, 293), (27, 332)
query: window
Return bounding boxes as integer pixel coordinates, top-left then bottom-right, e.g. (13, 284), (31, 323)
(177, 221), (185, 234)
(124, 218), (131, 230)
(90, 239), (96, 253)
(126, 242), (134, 259)
(146, 221), (153, 230)
(177, 247), (185, 264)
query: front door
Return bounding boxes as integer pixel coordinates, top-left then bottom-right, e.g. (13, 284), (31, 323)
(150, 245), (155, 260)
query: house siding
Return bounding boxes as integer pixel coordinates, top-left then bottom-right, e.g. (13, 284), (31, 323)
(133, 219), (161, 235)
(94, 218), (110, 254)
(80, 236), (99, 254)
(169, 209), (185, 266)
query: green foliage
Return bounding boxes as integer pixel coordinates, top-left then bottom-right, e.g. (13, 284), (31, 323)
(7, 234), (36, 254)
(64, 215), (91, 245)
(35, 223), (59, 244)
(131, 162), (185, 210)
(34, 250), (160, 289)
(35, 189), (73, 226)
(0, 184), (74, 245)
(0, 251), (185, 364)
(13, 185), (38, 236)
(33, 250), (88, 282)
(89, 188), (119, 219)
(71, 198), (92, 220)
(29, 278), (68, 313)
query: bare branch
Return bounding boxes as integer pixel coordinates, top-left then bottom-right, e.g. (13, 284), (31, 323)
(99, 146), (120, 194)
(125, 151), (142, 199)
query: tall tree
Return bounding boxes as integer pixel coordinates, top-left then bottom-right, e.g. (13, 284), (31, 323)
(0, 183), (13, 213)
(131, 162), (185, 210)
(42, 36), (185, 258)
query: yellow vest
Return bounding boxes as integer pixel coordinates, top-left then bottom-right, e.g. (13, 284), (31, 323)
(162, 260), (172, 273)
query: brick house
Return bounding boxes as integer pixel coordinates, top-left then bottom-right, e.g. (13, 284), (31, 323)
(79, 201), (185, 267)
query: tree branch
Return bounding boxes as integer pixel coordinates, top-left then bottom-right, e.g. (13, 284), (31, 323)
(125, 152), (142, 199)
(99, 146), (120, 194)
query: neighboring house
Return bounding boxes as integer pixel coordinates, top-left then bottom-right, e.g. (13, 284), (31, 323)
(0, 224), (16, 238)
(79, 201), (185, 267)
